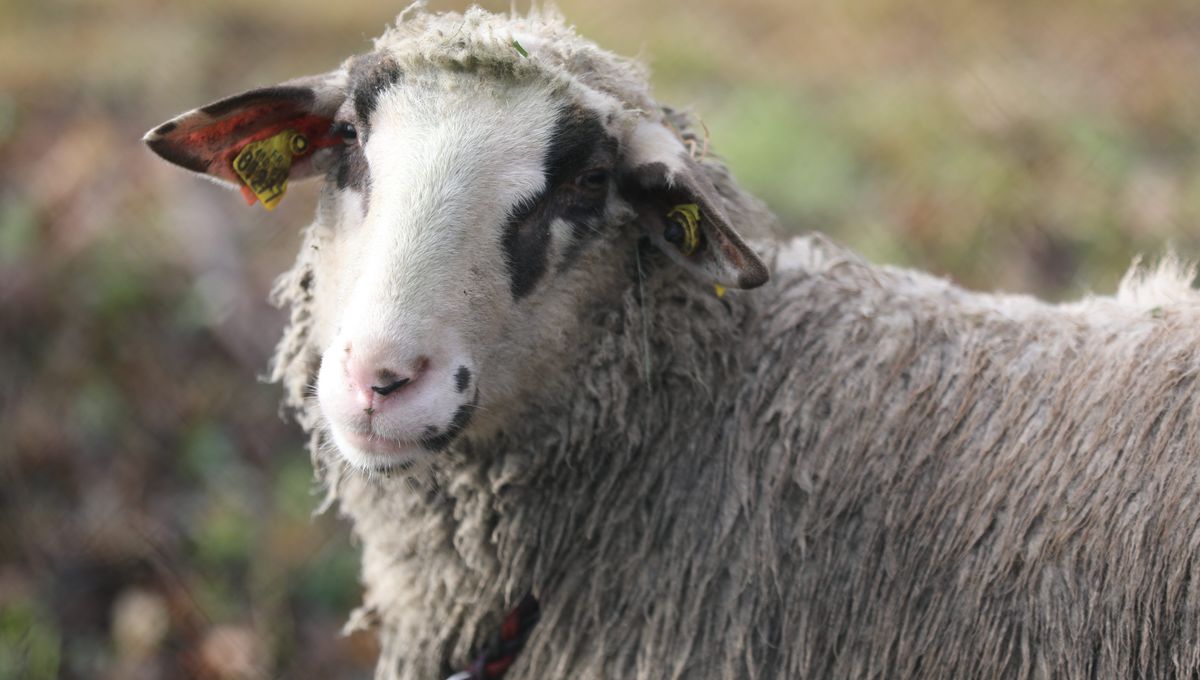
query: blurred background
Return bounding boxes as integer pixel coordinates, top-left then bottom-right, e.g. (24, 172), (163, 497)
(5, 0), (1200, 677)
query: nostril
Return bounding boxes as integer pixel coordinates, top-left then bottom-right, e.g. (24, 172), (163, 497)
(371, 377), (411, 396)
(345, 352), (432, 400)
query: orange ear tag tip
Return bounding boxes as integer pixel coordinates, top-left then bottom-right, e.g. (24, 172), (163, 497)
(240, 185), (258, 206)
(232, 130), (308, 211)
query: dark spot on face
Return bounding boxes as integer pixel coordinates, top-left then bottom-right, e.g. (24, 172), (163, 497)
(199, 86), (315, 118)
(419, 393), (478, 452)
(333, 146), (370, 197)
(502, 198), (551, 299)
(348, 53), (403, 135)
(454, 366), (471, 393)
(153, 121), (177, 135)
(544, 108), (613, 189)
(501, 106), (616, 298)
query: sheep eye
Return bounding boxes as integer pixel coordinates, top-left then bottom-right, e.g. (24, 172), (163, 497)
(332, 121), (358, 143)
(576, 169), (609, 190)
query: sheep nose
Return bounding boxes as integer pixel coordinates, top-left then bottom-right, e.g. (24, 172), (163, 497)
(371, 375), (411, 396)
(345, 349), (429, 408)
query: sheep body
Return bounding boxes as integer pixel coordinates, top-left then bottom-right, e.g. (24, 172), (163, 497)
(262, 8), (1200, 680)
(276, 230), (1200, 679)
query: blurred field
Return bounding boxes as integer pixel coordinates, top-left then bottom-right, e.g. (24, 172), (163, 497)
(4, 0), (1200, 677)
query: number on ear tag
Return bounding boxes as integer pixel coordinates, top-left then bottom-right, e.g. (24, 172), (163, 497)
(232, 130), (309, 210)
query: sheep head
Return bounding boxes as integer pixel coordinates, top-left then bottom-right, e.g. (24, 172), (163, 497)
(144, 8), (768, 472)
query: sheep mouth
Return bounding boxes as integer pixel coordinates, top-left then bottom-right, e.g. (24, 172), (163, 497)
(339, 429), (424, 459)
(331, 389), (480, 471)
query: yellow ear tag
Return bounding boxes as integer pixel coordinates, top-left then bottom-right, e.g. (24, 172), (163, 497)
(714, 284), (726, 298)
(232, 130), (309, 210)
(665, 203), (702, 256)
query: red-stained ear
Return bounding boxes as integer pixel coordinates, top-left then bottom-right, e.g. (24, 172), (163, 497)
(143, 71), (346, 209)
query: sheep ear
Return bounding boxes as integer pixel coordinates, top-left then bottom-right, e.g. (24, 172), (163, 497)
(143, 72), (346, 210)
(621, 120), (769, 289)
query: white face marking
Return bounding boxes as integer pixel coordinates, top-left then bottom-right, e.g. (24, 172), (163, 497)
(310, 68), (620, 471)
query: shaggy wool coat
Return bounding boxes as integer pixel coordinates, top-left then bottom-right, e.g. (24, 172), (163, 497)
(267, 8), (1200, 680)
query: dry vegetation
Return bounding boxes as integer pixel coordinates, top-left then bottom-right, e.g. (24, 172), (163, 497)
(4, 0), (1200, 677)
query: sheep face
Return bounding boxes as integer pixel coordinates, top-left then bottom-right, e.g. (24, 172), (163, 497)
(309, 66), (639, 471)
(145, 34), (767, 471)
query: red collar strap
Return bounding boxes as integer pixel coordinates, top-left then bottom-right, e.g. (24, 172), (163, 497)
(446, 593), (540, 680)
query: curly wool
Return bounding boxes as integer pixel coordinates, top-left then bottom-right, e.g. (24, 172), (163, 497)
(372, 4), (653, 106)
(269, 7), (1200, 680)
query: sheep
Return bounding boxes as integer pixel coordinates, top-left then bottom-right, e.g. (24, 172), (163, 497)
(143, 6), (1200, 680)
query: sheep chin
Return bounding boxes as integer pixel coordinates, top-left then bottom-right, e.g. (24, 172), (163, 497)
(328, 427), (426, 473)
